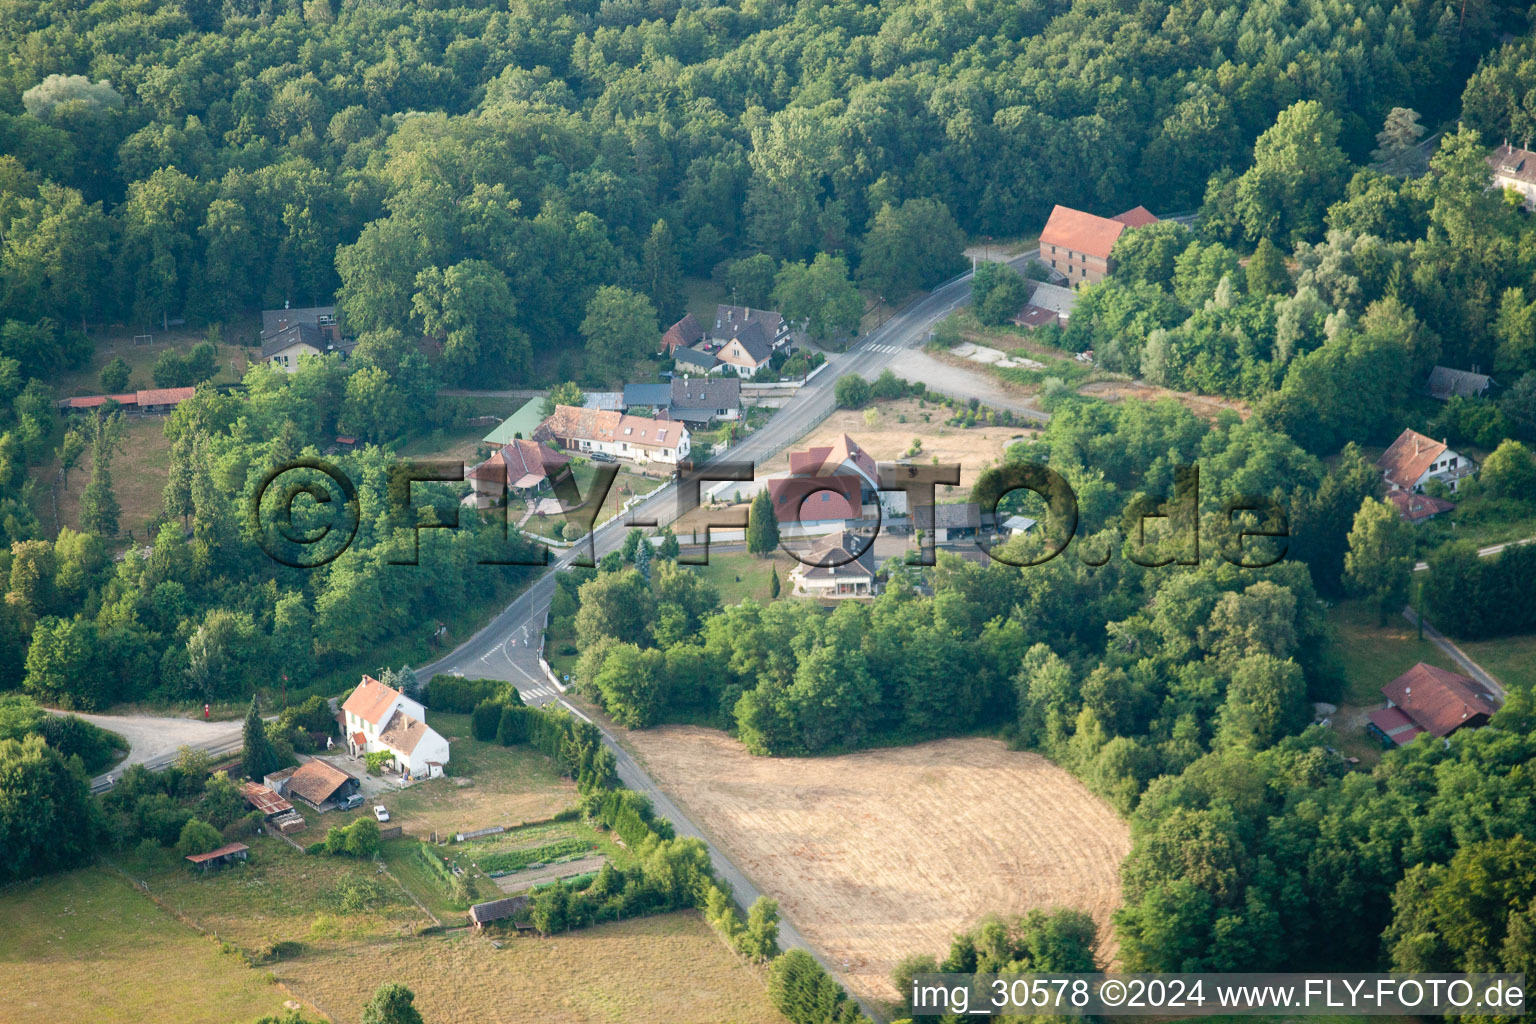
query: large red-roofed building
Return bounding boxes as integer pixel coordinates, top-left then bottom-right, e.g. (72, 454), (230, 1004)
(1039, 204), (1159, 286)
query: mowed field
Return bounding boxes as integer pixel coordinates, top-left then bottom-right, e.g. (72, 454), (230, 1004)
(623, 727), (1129, 1007)
(0, 868), (300, 1024)
(281, 912), (789, 1024)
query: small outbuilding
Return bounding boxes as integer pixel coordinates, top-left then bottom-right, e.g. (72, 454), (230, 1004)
(468, 895), (530, 932)
(185, 842), (250, 873)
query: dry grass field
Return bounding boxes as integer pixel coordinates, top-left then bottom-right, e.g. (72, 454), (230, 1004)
(0, 868), (300, 1024)
(282, 911), (790, 1024)
(1077, 380), (1251, 421)
(44, 414), (173, 541)
(622, 727), (1130, 1008)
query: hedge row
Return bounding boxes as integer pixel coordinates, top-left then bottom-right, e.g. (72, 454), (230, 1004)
(426, 675), (518, 713)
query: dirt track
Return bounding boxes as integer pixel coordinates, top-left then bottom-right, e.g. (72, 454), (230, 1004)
(623, 727), (1129, 1008)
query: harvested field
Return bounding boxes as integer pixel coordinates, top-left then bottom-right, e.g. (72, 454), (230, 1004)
(282, 911), (789, 1024)
(623, 727), (1130, 1008)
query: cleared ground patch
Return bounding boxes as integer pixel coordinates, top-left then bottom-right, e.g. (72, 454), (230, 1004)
(281, 911), (789, 1024)
(0, 868), (298, 1024)
(622, 727), (1129, 1008)
(35, 413), (172, 541)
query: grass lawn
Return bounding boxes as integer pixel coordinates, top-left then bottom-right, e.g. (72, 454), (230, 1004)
(1453, 632), (1536, 694)
(683, 275), (728, 324)
(378, 838), (477, 921)
(0, 867), (300, 1024)
(30, 413), (172, 542)
(355, 712), (579, 840)
(55, 324), (254, 397)
(114, 835), (427, 955)
(1327, 599), (1460, 706)
(681, 549), (797, 605)
(1325, 599), (1463, 764)
(281, 911), (789, 1024)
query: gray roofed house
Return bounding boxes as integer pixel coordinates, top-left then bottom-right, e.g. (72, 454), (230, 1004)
(913, 502), (984, 543)
(1490, 144), (1536, 209)
(712, 304), (790, 348)
(1426, 366), (1494, 401)
(261, 305), (338, 337)
(584, 391), (624, 411)
(261, 322), (327, 371)
(674, 346), (718, 372)
(623, 382), (672, 409)
(715, 319), (773, 376)
(789, 529), (878, 598)
(669, 377), (741, 423)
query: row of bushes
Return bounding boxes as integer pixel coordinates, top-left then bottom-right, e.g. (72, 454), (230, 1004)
(427, 675), (516, 713)
(1424, 541), (1536, 639)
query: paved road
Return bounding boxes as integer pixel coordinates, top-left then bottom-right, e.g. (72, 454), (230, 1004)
(414, 258), (1053, 1020)
(51, 709), (246, 793)
(1412, 534), (1536, 572)
(1400, 606), (1506, 701)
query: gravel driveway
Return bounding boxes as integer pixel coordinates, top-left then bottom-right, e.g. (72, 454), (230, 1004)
(53, 709), (245, 786)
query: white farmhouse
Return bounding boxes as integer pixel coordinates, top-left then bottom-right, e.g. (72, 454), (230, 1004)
(1376, 428), (1477, 495)
(340, 675), (449, 779)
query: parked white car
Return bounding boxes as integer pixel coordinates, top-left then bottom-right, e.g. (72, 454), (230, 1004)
(373, 805), (390, 822)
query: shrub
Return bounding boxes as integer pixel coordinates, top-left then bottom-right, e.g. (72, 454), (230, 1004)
(471, 699), (504, 741)
(426, 675), (516, 713)
(175, 817), (223, 858)
(323, 817), (382, 858)
(833, 374), (871, 409)
(496, 704), (530, 745)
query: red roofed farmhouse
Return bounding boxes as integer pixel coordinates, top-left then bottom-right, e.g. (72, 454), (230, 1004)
(1376, 428), (1477, 494)
(1039, 204), (1159, 286)
(341, 675), (449, 778)
(1366, 662), (1499, 747)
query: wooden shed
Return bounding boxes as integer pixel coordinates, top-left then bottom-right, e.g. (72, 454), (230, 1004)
(184, 842), (250, 873)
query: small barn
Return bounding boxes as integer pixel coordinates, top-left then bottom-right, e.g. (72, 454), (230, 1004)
(468, 895), (530, 932)
(185, 842), (249, 873)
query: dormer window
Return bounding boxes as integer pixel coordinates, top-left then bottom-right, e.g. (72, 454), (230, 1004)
(657, 430), (666, 441)
(624, 427), (633, 435)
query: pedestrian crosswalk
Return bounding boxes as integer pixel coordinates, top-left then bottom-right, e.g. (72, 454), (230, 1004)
(863, 343), (901, 354)
(516, 682), (560, 704)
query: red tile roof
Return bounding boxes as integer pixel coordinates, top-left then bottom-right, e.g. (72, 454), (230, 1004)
(1377, 429), (1449, 490)
(61, 393), (138, 409)
(661, 313), (704, 352)
(1388, 490), (1455, 522)
(767, 474), (863, 523)
(467, 438), (569, 488)
(285, 759), (356, 806)
(342, 675), (403, 727)
(1382, 662), (1499, 738)
(184, 841), (249, 864)
(1367, 706), (1426, 746)
(787, 434), (878, 486)
(1112, 205), (1159, 228)
(1039, 205), (1129, 260)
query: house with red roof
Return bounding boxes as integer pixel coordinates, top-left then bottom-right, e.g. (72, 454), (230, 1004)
(768, 434), (903, 528)
(467, 438), (570, 507)
(341, 675), (449, 778)
(1038, 204), (1159, 286)
(1376, 428), (1477, 495)
(534, 405), (691, 465)
(1366, 662), (1499, 747)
